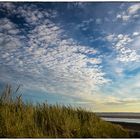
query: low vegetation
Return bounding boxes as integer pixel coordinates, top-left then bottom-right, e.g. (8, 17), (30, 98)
(0, 84), (129, 138)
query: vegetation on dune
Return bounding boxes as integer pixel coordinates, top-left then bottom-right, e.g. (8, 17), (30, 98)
(0, 84), (129, 138)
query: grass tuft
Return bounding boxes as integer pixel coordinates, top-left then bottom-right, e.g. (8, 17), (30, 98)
(0, 85), (129, 138)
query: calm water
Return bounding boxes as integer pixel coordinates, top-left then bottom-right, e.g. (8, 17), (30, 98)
(102, 117), (140, 124)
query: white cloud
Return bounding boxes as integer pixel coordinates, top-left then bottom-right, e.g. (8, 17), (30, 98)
(116, 4), (140, 22)
(133, 14), (139, 18)
(122, 15), (130, 21)
(116, 14), (122, 19)
(111, 34), (140, 62)
(103, 96), (140, 105)
(28, 24), (108, 88)
(116, 12), (130, 22)
(96, 18), (102, 24)
(106, 32), (140, 63)
(0, 18), (20, 35)
(114, 73), (140, 97)
(0, 3), (140, 112)
(117, 49), (140, 62)
(0, 6), (110, 104)
(128, 4), (140, 15)
(76, 18), (94, 32)
(67, 2), (87, 10)
(0, 18), (22, 60)
(115, 67), (124, 76)
(0, 3), (15, 11)
(105, 34), (115, 42)
(133, 32), (139, 36)
(117, 34), (124, 39)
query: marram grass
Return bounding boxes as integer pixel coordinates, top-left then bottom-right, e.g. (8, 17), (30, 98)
(0, 85), (129, 138)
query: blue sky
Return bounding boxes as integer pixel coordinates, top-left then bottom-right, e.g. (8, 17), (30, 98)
(0, 2), (140, 112)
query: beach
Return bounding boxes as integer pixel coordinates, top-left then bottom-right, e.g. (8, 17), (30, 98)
(110, 121), (140, 138)
(96, 113), (140, 138)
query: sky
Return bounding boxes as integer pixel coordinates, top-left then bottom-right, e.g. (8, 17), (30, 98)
(0, 2), (140, 112)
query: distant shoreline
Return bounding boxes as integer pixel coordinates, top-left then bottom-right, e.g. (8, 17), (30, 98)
(96, 112), (140, 119)
(100, 115), (140, 119)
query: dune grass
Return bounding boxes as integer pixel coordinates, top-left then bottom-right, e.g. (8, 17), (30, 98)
(0, 84), (129, 138)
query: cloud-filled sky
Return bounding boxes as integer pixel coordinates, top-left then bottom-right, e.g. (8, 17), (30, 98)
(0, 2), (140, 112)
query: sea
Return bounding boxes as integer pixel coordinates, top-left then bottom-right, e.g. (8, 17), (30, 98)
(101, 117), (140, 124)
(96, 113), (140, 124)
